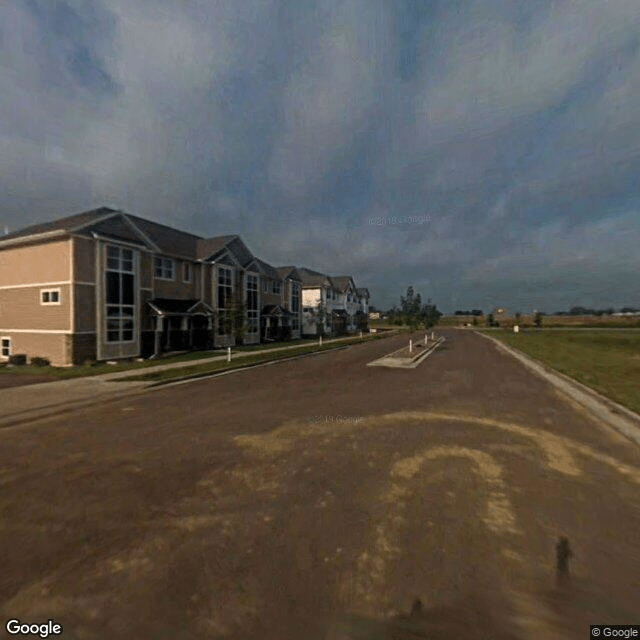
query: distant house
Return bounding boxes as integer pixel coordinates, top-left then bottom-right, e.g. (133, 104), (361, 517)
(299, 268), (371, 337)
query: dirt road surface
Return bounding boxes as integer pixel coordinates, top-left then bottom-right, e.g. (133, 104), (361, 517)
(1, 330), (639, 639)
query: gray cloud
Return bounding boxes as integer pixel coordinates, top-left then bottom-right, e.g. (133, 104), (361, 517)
(1, 0), (639, 311)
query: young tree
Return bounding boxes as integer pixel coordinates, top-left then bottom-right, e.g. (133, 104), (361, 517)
(486, 313), (495, 327)
(309, 302), (328, 336)
(534, 311), (543, 328)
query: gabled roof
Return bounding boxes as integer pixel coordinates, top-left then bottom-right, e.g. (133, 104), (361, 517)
(276, 266), (301, 282)
(0, 207), (120, 245)
(125, 213), (200, 257)
(330, 276), (356, 293)
(356, 287), (370, 298)
(148, 298), (211, 315)
(197, 234), (255, 267)
(253, 257), (280, 280)
(297, 267), (331, 287)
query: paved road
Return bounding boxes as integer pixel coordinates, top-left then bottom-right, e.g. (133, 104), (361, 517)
(1, 330), (639, 639)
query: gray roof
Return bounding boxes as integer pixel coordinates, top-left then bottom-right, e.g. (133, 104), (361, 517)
(0, 207), (120, 243)
(297, 267), (331, 287)
(276, 266), (301, 281)
(254, 258), (280, 280)
(330, 276), (355, 293)
(197, 234), (255, 266)
(0, 207), (263, 264)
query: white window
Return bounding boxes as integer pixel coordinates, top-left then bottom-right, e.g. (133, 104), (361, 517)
(1, 337), (10, 358)
(183, 262), (192, 283)
(272, 281), (282, 295)
(154, 256), (175, 280)
(41, 289), (61, 305)
(247, 274), (259, 333)
(106, 245), (136, 343)
(217, 266), (233, 335)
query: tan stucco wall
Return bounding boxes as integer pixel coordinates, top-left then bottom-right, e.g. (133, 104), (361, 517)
(0, 284), (71, 331)
(0, 333), (67, 366)
(0, 239), (71, 287)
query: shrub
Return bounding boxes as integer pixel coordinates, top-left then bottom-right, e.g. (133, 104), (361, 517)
(8, 354), (27, 365)
(30, 356), (51, 367)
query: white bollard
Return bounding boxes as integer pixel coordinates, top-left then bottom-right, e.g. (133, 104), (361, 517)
(359, 330), (363, 338)
(409, 339), (413, 353)
(319, 335), (323, 346)
(227, 346), (231, 362)
(424, 334), (428, 347)
(431, 331), (435, 340)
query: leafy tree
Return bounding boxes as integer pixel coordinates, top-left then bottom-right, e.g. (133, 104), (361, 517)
(309, 302), (328, 336)
(534, 312), (543, 328)
(486, 313), (494, 327)
(514, 312), (522, 324)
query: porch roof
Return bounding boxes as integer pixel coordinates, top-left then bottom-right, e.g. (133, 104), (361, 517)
(148, 298), (214, 316)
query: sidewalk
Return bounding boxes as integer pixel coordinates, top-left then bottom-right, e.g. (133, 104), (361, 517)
(0, 334), (388, 429)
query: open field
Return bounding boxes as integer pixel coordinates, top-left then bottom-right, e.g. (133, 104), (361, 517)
(440, 314), (640, 328)
(485, 329), (640, 414)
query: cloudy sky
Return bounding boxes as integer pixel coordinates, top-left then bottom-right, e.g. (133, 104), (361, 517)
(2, 0), (639, 312)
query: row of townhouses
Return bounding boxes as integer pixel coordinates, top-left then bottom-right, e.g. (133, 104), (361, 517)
(0, 207), (370, 366)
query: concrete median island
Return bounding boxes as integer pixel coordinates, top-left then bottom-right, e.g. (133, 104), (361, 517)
(367, 334), (445, 369)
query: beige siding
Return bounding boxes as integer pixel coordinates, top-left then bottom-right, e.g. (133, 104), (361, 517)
(0, 333), (67, 366)
(73, 236), (96, 283)
(0, 239), (71, 287)
(153, 258), (199, 299)
(0, 284), (71, 331)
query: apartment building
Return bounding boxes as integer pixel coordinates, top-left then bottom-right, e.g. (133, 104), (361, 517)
(0, 208), (304, 365)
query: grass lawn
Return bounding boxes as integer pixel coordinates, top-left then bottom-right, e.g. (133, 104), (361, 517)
(118, 333), (387, 384)
(0, 333), (391, 381)
(486, 329), (640, 414)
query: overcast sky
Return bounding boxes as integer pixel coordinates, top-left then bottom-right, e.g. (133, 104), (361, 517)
(2, 0), (639, 312)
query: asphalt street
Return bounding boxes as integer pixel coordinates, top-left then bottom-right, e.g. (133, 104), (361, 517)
(1, 329), (639, 639)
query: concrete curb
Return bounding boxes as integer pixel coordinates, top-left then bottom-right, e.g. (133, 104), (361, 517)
(475, 330), (640, 447)
(367, 337), (445, 369)
(145, 345), (351, 388)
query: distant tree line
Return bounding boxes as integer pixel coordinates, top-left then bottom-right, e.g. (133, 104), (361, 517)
(386, 286), (442, 330)
(554, 306), (639, 316)
(453, 309), (483, 316)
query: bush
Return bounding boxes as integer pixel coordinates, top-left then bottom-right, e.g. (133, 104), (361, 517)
(30, 356), (50, 367)
(8, 354), (27, 365)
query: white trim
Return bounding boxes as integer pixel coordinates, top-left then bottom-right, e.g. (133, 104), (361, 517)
(40, 288), (62, 305)
(0, 329), (95, 334)
(96, 241), (103, 361)
(0, 229), (67, 248)
(69, 238), (75, 333)
(89, 233), (149, 252)
(120, 214), (161, 253)
(0, 281), (71, 290)
(1, 336), (11, 359)
(68, 211), (121, 233)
